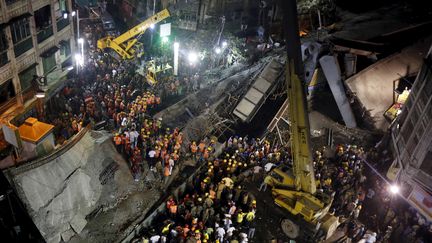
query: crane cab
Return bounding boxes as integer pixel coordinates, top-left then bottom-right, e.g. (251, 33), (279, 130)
(145, 60), (172, 85)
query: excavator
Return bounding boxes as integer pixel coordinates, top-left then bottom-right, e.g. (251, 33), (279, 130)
(97, 9), (170, 60)
(264, 0), (339, 241)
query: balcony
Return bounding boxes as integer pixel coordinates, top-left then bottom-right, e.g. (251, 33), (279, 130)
(3, 0), (28, 22)
(56, 18), (69, 32)
(14, 37), (33, 57)
(37, 25), (53, 44)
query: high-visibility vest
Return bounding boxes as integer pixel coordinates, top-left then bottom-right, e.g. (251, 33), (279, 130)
(246, 211), (255, 221)
(198, 143), (205, 152)
(162, 223), (172, 234)
(169, 204), (177, 214)
(114, 136), (122, 145)
(237, 212), (245, 223)
(164, 166), (170, 176)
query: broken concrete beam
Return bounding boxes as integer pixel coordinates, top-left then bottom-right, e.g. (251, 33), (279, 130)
(61, 228), (75, 242)
(70, 214), (87, 234)
(319, 55), (357, 128)
(344, 53), (357, 78)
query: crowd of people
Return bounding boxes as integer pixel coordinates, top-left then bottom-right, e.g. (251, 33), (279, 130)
(137, 136), (387, 243)
(139, 136), (271, 243)
(39, 15), (432, 243)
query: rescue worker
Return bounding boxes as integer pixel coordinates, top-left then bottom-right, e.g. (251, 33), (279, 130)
(113, 133), (122, 152)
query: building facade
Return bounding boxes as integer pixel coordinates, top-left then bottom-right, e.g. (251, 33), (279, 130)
(0, 0), (76, 122)
(390, 44), (432, 221)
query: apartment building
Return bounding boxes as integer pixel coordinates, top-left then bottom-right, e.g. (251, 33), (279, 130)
(390, 44), (432, 221)
(0, 0), (76, 122)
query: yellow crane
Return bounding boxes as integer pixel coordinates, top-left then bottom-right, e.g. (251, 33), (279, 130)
(264, 0), (339, 241)
(97, 9), (170, 60)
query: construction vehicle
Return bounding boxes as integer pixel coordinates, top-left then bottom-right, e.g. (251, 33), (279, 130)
(145, 60), (172, 85)
(264, 0), (339, 241)
(97, 9), (170, 60)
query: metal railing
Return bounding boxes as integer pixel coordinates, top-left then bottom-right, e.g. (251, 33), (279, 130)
(56, 18), (69, 32)
(13, 37), (33, 57)
(36, 25), (54, 43)
(6, 126), (90, 175)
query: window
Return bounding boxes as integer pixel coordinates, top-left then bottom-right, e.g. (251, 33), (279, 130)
(54, 0), (69, 19)
(5, 0), (19, 5)
(10, 18), (33, 57)
(401, 118), (414, 142)
(56, 0), (69, 31)
(18, 65), (37, 92)
(59, 40), (71, 62)
(424, 77), (432, 97)
(0, 79), (15, 104)
(35, 5), (53, 43)
(406, 135), (417, 157)
(419, 150), (432, 176)
(0, 28), (8, 67)
(42, 54), (56, 74)
(11, 18), (31, 44)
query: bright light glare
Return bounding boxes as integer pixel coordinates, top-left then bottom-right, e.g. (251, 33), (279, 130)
(222, 41), (228, 47)
(75, 54), (84, 66)
(71, 11), (76, 17)
(78, 38), (84, 44)
(150, 24), (155, 29)
(188, 52), (198, 64)
(35, 92), (45, 98)
(215, 47), (221, 54)
(162, 36), (169, 43)
(63, 13), (68, 19)
(389, 185), (399, 194)
(174, 42), (179, 49)
(67, 66), (74, 71)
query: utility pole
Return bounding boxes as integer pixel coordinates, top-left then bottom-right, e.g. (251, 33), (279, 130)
(216, 16), (225, 46)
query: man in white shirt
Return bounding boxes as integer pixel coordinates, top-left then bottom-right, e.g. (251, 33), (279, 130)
(149, 234), (160, 243)
(168, 158), (175, 175)
(129, 128), (139, 149)
(264, 162), (275, 172)
(216, 226), (225, 243)
(226, 226), (236, 238)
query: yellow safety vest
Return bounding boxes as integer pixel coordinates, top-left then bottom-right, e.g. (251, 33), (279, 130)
(162, 223), (172, 234)
(237, 212), (245, 223)
(246, 212), (255, 221)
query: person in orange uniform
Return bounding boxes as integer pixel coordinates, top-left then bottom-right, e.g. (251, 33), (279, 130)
(113, 133), (122, 152)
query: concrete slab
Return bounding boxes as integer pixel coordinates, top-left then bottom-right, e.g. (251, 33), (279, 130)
(70, 214), (87, 234)
(345, 36), (432, 130)
(4, 130), (145, 243)
(61, 228), (75, 242)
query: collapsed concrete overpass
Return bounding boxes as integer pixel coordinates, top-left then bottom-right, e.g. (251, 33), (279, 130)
(3, 129), (160, 243)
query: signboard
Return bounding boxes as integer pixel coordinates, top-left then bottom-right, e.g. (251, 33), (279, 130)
(160, 23), (171, 37)
(408, 185), (432, 221)
(2, 124), (21, 149)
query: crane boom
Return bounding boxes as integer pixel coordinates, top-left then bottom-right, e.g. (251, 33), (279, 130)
(97, 9), (170, 59)
(265, 1), (339, 240)
(286, 61), (316, 194)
